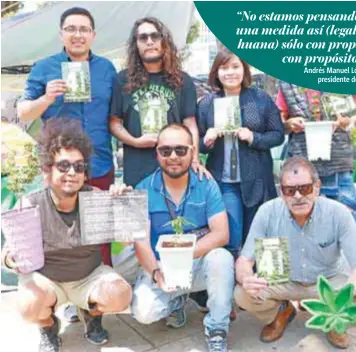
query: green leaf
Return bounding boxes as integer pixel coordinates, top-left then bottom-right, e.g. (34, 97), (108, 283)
(323, 316), (338, 333)
(334, 318), (348, 335)
(335, 284), (354, 312)
(341, 304), (356, 318)
(318, 276), (335, 312)
(301, 300), (331, 314)
(305, 315), (328, 330)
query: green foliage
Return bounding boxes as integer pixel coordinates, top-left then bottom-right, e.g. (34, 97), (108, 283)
(179, 20), (200, 62)
(163, 216), (195, 243)
(350, 127), (356, 149)
(2, 143), (40, 196)
(301, 275), (356, 334)
(1, 1), (23, 18)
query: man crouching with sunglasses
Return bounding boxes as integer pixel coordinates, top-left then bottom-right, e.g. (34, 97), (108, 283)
(1, 117), (133, 352)
(131, 123), (235, 352)
(234, 156), (356, 349)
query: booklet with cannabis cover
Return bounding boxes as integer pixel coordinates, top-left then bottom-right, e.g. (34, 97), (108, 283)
(62, 61), (91, 103)
(255, 237), (290, 284)
(213, 96), (241, 133)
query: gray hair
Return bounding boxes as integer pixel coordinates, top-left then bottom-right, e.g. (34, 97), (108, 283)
(280, 156), (319, 184)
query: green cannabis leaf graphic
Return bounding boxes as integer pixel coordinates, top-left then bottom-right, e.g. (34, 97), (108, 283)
(301, 276), (356, 334)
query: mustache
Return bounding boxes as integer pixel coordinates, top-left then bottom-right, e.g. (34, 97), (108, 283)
(291, 199), (308, 205)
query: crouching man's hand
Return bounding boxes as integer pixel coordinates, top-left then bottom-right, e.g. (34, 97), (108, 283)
(153, 269), (177, 293)
(242, 274), (268, 299)
(109, 183), (133, 196)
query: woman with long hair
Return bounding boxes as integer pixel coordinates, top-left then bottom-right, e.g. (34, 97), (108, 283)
(198, 49), (284, 258)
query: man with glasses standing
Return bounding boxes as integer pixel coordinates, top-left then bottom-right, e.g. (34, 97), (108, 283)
(131, 124), (235, 352)
(1, 118), (133, 352)
(234, 156), (356, 349)
(17, 7), (116, 320)
(110, 17), (208, 189)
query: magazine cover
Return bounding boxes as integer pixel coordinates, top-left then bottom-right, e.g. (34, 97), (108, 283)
(255, 237), (290, 284)
(213, 96), (241, 133)
(62, 61), (91, 103)
(138, 96), (169, 134)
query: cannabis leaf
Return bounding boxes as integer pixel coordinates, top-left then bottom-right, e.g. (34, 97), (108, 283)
(301, 275), (356, 334)
(163, 216), (195, 235)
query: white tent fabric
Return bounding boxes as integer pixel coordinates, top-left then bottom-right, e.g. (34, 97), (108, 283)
(1, 1), (194, 68)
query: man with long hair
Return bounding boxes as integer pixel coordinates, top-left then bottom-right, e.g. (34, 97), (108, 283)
(110, 17), (208, 188)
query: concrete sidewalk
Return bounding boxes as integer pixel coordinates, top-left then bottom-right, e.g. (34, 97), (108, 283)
(1, 290), (355, 352)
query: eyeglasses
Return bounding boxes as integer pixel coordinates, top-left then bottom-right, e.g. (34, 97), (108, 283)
(62, 26), (92, 35)
(281, 183), (314, 197)
(157, 145), (192, 158)
(54, 160), (87, 174)
(137, 31), (162, 43)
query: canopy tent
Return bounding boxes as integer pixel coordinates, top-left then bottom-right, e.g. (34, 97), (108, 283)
(1, 1), (194, 69)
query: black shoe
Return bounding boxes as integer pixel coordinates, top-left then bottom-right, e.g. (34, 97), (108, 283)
(189, 290), (209, 313)
(63, 304), (79, 323)
(78, 308), (109, 345)
(39, 315), (61, 352)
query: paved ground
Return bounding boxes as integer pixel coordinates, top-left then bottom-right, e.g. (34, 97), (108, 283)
(1, 288), (356, 352)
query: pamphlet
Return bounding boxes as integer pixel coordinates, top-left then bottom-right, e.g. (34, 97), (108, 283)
(255, 237), (290, 284)
(62, 61), (91, 103)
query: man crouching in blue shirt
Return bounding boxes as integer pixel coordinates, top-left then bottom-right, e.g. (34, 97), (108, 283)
(132, 124), (234, 352)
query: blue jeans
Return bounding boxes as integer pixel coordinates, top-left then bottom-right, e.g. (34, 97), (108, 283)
(320, 171), (356, 221)
(131, 248), (235, 333)
(219, 183), (243, 257)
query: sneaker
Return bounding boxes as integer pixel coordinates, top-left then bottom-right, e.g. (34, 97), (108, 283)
(63, 304), (79, 323)
(166, 295), (187, 328)
(39, 315), (61, 352)
(189, 290), (209, 313)
(206, 329), (228, 352)
(78, 308), (109, 345)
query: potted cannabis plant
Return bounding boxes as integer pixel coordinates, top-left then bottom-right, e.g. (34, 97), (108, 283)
(303, 90), (334, 161)
(156, 216), (197, 290)
(301, 275), (356, 334)
(1, 143), (44, 273)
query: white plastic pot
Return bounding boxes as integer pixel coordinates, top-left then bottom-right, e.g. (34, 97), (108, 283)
(2, 205), (44, 273)
(156, 234), (197, 291)
(304, 121), (333, 161)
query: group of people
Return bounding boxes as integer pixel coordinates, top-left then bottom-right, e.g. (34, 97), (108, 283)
(2, 6), (356, 352)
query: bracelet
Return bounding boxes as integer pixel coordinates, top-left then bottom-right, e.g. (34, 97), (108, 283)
(4, 255), (14, 270)
(151, 268), (161, 284)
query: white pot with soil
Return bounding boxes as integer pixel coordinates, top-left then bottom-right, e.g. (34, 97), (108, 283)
(304, 121), (334, 161)
(156, 234), (197, 291)
(2, 205), (44, 273)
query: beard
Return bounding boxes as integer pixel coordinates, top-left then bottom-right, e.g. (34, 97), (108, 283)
(141, 51), (164, 64)
(161, 165), (190, 179)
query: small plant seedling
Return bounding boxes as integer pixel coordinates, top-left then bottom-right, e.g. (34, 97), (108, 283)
(301, 275), (356, 334)
(163, 216), (195, 244)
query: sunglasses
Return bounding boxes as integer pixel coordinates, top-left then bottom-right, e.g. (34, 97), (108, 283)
(157, 145), (192, 158)
(281, 183), (314, 197)
(137, 31), (162, 43)
(54, 160), (87, 174)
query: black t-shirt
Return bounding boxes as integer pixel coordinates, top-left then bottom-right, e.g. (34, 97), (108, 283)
(111, 69), (197, 187)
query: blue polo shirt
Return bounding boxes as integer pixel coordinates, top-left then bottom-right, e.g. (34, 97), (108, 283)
(136, 168), (226, 259)
(22, 50), (117, 178)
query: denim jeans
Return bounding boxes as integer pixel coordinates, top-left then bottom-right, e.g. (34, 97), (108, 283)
(131, 248), (235, 333)
(320, 171), (356, 221)
(219, 183), (243, 257)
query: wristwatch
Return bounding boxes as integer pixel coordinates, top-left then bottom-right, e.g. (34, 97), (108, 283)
(151, 268), (161, 284)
